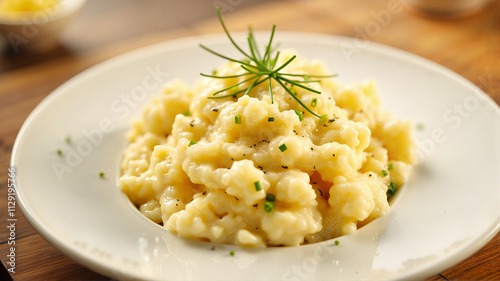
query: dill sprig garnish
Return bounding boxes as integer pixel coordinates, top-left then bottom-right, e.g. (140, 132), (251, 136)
(200, 7), (336, 118)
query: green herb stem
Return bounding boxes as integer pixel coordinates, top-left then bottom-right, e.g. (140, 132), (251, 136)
(294, 109), (304, 121)
(235, 114), (242, 124)
(200, 7), (336, 118)
(279, 143), (287, 152)
(254, 181), (262, 191)
(264, 201), (275, 213)
(266, 193), (275, 202)
(319, 114), (328, 125)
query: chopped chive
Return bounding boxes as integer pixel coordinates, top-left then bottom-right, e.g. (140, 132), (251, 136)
(57, 149), (62, 156)
(229, 250), (235, 256)
(278, 143), (287, 152)
(65, 136), (71, 144)
(268, 117), (275, 122)
(334, 240), (340, 246)
(388, 163), (394, 170)
(266, 193), (275, 202)
(264, 201), (274, 213)
(235, 114), (242, 124)
(254, 181), (262, 191)
(319, 114), (328, 125)
(182, 110), (190, 116)
(294, 109), (303, 121)
(381, 170), (388, 177)
(99, 172), (105, 178)
(416, 123), (425, 130)
(189, 140), (197, 146)
(311, 98), (317, 107)
(212, 69), (218, 75)
(388, 181), (397, 196)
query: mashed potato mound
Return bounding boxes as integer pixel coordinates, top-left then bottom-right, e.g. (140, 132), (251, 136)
(119, 50), (416, 247)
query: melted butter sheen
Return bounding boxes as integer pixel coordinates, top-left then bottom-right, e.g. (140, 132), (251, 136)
(119, 50), (416, 248)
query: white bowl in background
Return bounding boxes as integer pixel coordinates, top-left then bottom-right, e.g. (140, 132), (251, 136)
(0, 0), (86, 53)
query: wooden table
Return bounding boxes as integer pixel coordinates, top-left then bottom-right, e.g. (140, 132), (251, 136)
(1, 0), (499, 280)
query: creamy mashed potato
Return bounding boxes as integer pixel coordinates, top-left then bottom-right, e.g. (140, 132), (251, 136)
(119, 50), (416, 247)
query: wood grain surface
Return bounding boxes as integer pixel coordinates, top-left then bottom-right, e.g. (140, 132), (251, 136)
(0, 0), (499, 280)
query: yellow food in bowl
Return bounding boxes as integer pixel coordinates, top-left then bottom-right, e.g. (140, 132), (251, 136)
(119, 50), (416, 247)
(0, 0), (58, 12)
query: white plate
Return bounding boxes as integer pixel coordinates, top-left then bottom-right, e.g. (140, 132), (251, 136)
(12, 32), (500, 280)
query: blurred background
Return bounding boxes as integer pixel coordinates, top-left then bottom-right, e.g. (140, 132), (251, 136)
(0, 0), (499, 280)
(0, 0), (273, 70)
(0, 0), (498, 95)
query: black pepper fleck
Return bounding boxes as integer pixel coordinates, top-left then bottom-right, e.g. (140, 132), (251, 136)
(318, 188), (324, 197)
